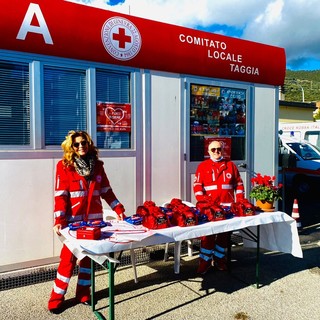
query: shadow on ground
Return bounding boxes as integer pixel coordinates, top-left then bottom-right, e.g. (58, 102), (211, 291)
(89, 240), (320, 314)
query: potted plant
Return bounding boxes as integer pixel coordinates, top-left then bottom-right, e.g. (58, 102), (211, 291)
(313, 108), (320, 122)
(249, 173), (283, 211)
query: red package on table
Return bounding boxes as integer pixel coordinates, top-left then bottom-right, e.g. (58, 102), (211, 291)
(76, 227), (101, 240)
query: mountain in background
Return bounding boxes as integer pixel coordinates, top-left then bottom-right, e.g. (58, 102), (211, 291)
(283, 70), (320, 103)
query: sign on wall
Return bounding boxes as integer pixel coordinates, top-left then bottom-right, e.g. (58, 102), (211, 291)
(97, 102), (131, 132)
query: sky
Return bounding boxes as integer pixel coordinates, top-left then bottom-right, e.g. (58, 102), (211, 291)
(67, 0), (320, 71)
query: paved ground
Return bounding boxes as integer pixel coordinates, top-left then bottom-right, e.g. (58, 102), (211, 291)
(0, 226), (320, 320)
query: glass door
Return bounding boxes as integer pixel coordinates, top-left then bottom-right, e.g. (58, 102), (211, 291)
(185, 80), (252, 202)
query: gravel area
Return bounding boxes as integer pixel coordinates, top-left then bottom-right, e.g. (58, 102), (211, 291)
(0, 231), (319, 320)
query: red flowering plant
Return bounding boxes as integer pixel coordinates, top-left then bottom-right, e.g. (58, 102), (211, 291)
(249, 174), (283, 202)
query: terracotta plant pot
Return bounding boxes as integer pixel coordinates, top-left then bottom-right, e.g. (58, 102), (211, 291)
(256, 199), (274, 212)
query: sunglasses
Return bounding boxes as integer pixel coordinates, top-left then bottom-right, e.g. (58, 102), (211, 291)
(211, 147), (222, 152)
(73, 141), (88, 148)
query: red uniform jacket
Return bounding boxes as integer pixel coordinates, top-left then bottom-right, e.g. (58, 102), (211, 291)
(193, 158), (244, 204)
(54, 159), (120, 226)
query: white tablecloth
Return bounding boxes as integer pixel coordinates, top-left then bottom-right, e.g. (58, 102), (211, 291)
(60, 211), (303, 265)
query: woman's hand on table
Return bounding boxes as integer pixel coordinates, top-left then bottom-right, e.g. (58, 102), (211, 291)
(114, 203), (127, 221)
(53, 224), (62, 236)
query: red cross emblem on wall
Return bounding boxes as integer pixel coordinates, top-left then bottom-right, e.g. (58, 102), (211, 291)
(102, 16), (142, 61)
(112, 27), (132, 49)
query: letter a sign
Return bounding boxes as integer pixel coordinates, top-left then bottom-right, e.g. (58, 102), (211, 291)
(17, 3), (53, 45)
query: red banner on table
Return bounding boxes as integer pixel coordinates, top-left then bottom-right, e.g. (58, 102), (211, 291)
(204, 137), (231, 160)
(97, 102), (131, 132)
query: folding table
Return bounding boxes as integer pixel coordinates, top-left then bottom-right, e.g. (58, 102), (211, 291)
(60, 211), (303, 320)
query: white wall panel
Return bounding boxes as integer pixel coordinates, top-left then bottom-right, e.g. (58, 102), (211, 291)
(253, 86), (277, 176)
(0, 159), (55, 266)
(150, 73), (182, 205)
(100, 157), (136, 215)
(0, 157), (136, 268)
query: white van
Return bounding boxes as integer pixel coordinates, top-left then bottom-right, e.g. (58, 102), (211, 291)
(279, 136), (320, 195)
(279, 122), (320, 148)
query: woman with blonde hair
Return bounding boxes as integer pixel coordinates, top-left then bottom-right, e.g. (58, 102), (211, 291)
(48, 130), (125, 314)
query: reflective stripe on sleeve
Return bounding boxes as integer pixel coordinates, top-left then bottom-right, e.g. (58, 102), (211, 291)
(101, 186), (111, 194)
(87, 213), (103, 220)
(67, 215), (84, 223)
(54, 211), (65, 218)
(55, 190), (68, 197)
(110, 200), (120, 209)
(70, 191), (87, 198)
(93, 190), (100, 196)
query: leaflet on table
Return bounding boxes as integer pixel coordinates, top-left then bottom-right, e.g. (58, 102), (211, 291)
(103, 220), (148, 232)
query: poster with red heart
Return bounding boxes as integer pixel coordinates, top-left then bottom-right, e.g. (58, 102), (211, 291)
(97, 102), (131, 132)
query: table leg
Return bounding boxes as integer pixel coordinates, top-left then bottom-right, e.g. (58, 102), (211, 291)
(239, 227), (261, 288)
(91, 259), (96, 312)
(255, 225), (260, 288)
(174, 241), (182, 274)
(108, 259), (115, 320)
(90, 260), (105, 320)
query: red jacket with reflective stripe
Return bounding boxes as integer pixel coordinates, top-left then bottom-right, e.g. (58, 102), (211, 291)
(193, 158), (244, 204)
(54, 159), (120, 226)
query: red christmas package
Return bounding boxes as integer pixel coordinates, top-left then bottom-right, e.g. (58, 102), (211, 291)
(231, 199), (256, 216)
(136, 201), (170, 229)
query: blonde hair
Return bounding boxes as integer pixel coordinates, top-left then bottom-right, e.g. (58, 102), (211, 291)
(61, 130), (98, 166)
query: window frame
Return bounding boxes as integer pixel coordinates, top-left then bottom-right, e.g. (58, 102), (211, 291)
(0, 52), (137, 157)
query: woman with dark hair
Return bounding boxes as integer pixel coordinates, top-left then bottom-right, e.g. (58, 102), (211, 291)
(48, 130), (125, 314)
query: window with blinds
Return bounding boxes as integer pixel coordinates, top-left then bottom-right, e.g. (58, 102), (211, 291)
(44, 66), (87, 146)
(0, 63), (131, 149)
(0, 61), (30, 145)
(96, 70), (131, 149)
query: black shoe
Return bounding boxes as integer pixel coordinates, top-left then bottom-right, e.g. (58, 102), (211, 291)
(49, 307), (63, 315)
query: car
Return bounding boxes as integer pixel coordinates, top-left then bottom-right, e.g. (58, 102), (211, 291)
(279, 136), (320, 196)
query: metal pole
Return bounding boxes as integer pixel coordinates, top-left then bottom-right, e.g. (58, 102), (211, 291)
(296, 82), (305, 102)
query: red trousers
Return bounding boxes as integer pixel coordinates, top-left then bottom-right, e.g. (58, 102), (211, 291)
(48, 244), (91, 310)
(199, 231), (231, 261)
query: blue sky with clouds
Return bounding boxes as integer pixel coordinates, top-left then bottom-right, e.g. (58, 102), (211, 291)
(68, 0), (320, 71)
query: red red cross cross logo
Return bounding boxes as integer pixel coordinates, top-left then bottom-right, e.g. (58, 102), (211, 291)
(113, 27), (131, 49)
(101, 17), (142, 61)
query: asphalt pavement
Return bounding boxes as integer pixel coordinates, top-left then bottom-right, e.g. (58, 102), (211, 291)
(0, 225), (320, 320)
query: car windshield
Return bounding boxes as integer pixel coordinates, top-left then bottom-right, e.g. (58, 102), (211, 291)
(287, 142), (320, 160)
